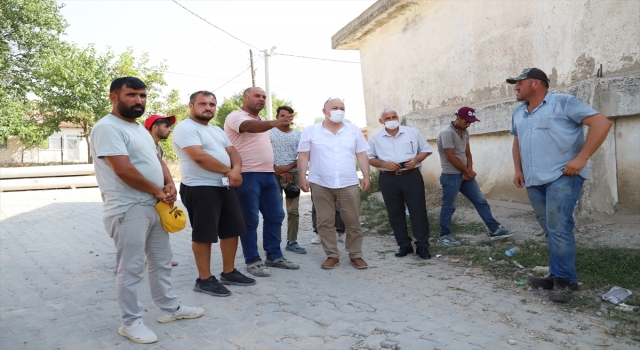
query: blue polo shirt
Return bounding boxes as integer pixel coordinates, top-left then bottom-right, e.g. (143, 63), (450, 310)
(510, 92), (598, 187)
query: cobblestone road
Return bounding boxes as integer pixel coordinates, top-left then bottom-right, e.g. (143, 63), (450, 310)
(0, 187), (634, 349)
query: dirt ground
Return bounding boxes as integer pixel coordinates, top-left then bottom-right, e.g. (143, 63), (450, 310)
(296, 188), (640, 250)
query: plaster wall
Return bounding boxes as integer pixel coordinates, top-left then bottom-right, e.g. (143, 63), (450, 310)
(350, 0), (639, 129)
(420, 133), (531, 204)
(615, 115), (640, 212)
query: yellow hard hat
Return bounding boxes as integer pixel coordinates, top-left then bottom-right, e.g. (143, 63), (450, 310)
(155, 202), (187, 233)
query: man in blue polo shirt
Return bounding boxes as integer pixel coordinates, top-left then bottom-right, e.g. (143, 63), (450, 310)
(508, 68), (612, 302)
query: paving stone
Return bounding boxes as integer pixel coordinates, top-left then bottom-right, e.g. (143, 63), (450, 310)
(0, 188), (631, 350)
(363, 334), (387, 350)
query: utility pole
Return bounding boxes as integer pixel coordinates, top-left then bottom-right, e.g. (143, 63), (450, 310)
(249, 50), (256, 87)
(263, 46), (276, 120)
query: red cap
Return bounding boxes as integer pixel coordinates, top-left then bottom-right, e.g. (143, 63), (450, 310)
(144, 114), (176, 130)
(456, 107), (480, 122)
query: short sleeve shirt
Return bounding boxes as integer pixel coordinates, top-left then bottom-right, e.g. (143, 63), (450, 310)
(367, 126), (432, 171)
(271, 127), (301, 172)
(224, 109), (274, 173)
(90, 114), (164, 217)
(436, 122), (469, 174)
(298, 122), (369, 189)
(172, 118), (232, 187)
(510, 92), (598, 186)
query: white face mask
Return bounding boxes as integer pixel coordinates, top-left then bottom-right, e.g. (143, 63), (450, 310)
(328, 110), (345, 123)
(384, 120), (399, 130)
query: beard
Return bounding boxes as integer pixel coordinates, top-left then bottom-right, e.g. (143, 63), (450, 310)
(194, 112), (214, 122)
(118, 103), (145, 119)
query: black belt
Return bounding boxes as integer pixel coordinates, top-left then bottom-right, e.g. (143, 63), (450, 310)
(379, 168), (420, 176)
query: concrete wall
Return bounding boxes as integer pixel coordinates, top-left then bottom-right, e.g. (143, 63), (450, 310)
(333, 0), (640, 218)
(334, 0), (640, 128)
(615, 115), (640, 212)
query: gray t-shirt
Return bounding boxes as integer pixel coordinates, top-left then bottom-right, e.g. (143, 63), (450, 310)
(172, 118), (232, 187)
(90, 114), (164, 217)
(437, 122), (469, 174)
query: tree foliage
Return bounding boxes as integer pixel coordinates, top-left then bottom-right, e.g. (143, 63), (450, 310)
(214, 90), (294, 127)
(0, 0), (68, 147)
(35, 45), (168, 162)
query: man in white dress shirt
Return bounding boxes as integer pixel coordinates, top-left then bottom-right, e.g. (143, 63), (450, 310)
(298, 98), (370, 270)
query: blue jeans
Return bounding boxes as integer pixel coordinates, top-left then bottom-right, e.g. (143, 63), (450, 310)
(526, 175), (583, 284)
(439, 173), (500, 236)
(235, 172), (285, 264)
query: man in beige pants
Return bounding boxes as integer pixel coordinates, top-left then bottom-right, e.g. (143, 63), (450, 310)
(298, 98), (370, 270)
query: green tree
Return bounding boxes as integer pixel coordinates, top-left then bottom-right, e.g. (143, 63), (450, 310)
(36, 45), (168, 162)
(214, 90), (294, 127)
(1, 0), (67, 149)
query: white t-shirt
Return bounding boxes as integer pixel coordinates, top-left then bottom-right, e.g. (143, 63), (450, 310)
(297, 122), (369, 189)
(90, 114), (164, 217)
(172, 118), (232, 187)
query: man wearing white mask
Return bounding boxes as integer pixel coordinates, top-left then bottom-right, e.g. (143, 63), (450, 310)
(298, 98), (370, 270)
(368, 107), (433, 259)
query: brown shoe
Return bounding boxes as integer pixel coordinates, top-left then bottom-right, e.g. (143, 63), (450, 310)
(350, 258), (368, 269)
(321, 258), (340, 269)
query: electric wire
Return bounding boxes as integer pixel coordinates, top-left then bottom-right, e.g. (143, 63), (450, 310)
(171, 0), (261, 51)
(171, 1), (360, 65)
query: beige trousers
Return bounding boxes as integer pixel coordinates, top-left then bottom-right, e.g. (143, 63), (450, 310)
(310, 183), (363, 259)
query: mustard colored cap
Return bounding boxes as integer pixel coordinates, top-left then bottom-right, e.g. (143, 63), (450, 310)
(155, 202), (187, 233)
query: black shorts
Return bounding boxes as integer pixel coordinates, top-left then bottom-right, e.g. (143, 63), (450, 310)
(179, 184), (246, 243)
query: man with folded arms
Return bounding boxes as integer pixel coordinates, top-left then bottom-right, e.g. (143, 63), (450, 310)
(368, 107), (433, 259)
(298, 97), (370, 270)
(173, 90), (256, 298)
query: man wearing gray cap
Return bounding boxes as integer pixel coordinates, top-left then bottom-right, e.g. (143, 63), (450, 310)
(436, 107), (513, 246)
(507, 68), (612, 302)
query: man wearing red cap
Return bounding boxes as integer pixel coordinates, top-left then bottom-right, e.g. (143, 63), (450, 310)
(436, 107), (514, 246)
(144, 114), (178, 267)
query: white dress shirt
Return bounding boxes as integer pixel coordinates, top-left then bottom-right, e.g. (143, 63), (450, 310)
(298, 122), (369, 189)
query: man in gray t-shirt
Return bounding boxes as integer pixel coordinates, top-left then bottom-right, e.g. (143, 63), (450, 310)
(435, 107), (513, 247)
(91, 77), (203, 344)
(172, 90), (256, 298)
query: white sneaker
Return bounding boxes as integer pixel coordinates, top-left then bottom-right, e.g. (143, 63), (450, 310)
(157, 304), (205, 323)
(337, 233), (345, 243)
(118, 319), (158, 344)
(311, 234), (321, 244)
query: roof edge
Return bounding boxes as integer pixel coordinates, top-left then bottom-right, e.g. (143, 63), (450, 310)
(331, 0), (418, 50)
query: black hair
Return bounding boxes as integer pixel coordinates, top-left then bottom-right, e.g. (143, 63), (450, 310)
(189, 90), (217, 104)
(110, 77), (146, 93)
(151, 118), (172, 129)
(277, 106), (294, 115)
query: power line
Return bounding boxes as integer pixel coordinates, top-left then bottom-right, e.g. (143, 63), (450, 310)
(172, 1), (361, 65)
(213, 66), (252, 92)
(171, 0), (260, 51)
(274, 53), (360, 64)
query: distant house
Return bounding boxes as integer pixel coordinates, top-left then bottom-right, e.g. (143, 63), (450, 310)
(0, 121), (89, 164)
(332, 0), (640, 215)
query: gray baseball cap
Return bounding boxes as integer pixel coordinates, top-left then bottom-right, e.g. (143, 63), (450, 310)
(506, 68), (549, 84)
